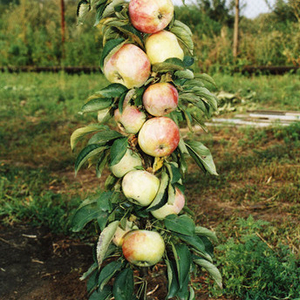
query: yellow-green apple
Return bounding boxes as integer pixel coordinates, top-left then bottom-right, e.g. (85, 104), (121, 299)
(114, 90), (147, 134)
(122, 170), (160, 206)
(103, 44), (151, 89)
(122, 230), (165, 267)
(145, 30), (184, 64)
(129, 0), (174, 34)
(151, 187), (185, 219)
(143, 82), (178, 116)
(138, 117), (180, 157)
(110, 149), (143, 178)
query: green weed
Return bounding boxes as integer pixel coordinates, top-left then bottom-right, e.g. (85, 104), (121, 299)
(211, 216), (300, 300)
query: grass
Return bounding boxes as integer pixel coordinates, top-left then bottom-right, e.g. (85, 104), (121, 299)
(1, 72), (300, 299)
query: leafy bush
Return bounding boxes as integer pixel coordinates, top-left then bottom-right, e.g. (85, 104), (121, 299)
(212, 216), (300, 300)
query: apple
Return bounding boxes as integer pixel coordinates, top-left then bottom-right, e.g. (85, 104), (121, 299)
(143, 82), (179, 116)
(122, 230), (165, 267)
(151, 187), (185, 219)
(129, 0), (174, 34)
(145, 30), (184, 64)
(110, 149), (143, 178)
(138, 117), (180, 157)
(103, 44), (151, 89)
(122, 170), (160, 206)
(114, 90), (146, 134)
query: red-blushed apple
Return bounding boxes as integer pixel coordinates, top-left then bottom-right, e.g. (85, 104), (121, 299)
(129, 0), (174, 34)
(122, 170), (160, 206)
(103, 44), (151, 89)
(114, 90), (146, 134)
(145, 30), (184, 64)
(122, 230), (165, 267)
(138, 117), (180, 157)
(110, 149), (143, 178)
(143, 82), (179, 116)
(151, 187), (185, 219)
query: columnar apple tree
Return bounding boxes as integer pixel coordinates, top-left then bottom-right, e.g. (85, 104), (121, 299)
(71, 0), (222, 298)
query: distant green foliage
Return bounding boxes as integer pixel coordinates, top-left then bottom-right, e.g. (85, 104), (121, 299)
(212, 216), (300, 300)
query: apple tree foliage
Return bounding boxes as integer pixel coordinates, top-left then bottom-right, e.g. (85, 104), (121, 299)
(71, 0), (222, 299)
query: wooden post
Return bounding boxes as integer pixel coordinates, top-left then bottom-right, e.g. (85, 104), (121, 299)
(233, 0), (239, 58)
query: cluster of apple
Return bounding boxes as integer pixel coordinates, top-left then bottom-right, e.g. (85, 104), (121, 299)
(102, 0), (186, 267)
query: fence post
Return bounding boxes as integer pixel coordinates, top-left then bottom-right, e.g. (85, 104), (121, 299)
(233, 0), (239, 58)
(60, 0), (66, 59)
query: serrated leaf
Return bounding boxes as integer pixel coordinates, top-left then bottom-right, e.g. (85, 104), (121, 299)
(171, 243), (192, 289)
(191, 87), (218, 111)
(71, 124), (107, 151)
(152, 57), (185, 73)
(110, 137), (128, 166)
(185, 140), (218, 176)
(101, 0), (124, 19)
(147, 171), (169, 211)
(80, 97), (113, 114)
(164, 214), (195, 236)
(195, 226), (218, 243)
(113, 268), (134, 300)
(98, 260), (124, 290)
(176, 233), (206, 253)
(75, 144), (108, 175)
(100, 38), (126, 69)
(193, 258), (222, 289)
(97, 220), (120, 267)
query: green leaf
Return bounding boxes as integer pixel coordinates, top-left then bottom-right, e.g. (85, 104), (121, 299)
(94, 2), (107, 26)
(113, 268), (134, 300)
(101, 0), (124, 20)
(176, 233), (206, 254)
(96, 83), (128, 98)
(175, 69), (194, 79)
(100, 38), (126, 69)
(193, 258), (222, 289)
(96, 150), (110, 178)
(117, 25), (144, 48)
(110, 137), (128, 166)
(146, 171), (169, 211)
(195, 226), (218, 243)
(152, 57), (185, 73)
(183, 56), (195, 68)
(88, 130), (123, 145)
(77, 0), (90, 25)
(70, 124), (107, 150)
(166, 259), (179, 298)
(171, 243), (192, 289)
(89, 285), (112, 300)
(75, 144), (108, 175)
(80, 262), (98, 281)
(191, 87), (218, 111)
(165, 162), (182, 184)
(195, 73), (217, 88)
(96, 220), (120, 267)
(170, 20), (194, 54)
(164, 214), (195, 236)
(80, 97), (113, 114)
(71, 198), (98, 232)
(105, 174), (119, 190)
(185, 140), (218, 176)
(98, 260), (124, 290)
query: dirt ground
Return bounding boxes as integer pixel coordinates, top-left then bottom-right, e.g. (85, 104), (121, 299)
(0, 222), (220, 300)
